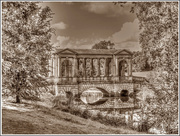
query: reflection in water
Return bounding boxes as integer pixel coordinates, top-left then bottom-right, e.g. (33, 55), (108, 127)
(106, 98), (134, 108)
(80, 88), (103, 104)
(120, 90), (129, 102)
(80, 88), (134, 106)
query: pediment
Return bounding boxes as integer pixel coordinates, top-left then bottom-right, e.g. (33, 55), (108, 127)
(57, 48), (78, 55)
(114, 49), (132, 55)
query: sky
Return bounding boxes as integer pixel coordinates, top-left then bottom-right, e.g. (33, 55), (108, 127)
(40, 2), (141, 51)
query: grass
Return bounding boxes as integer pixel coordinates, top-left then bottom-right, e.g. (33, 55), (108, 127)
(2, 99), (147, 134)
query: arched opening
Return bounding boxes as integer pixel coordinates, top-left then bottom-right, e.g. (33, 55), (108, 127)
(62, 59), (72, 77)
(120, 90), (129, 102)
(80, 87), (108, 105)
(106, 58), (113, 76)
(119, 60), (128, 77)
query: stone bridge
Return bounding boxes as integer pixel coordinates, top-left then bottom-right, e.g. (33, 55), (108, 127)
(48, 48), (145, 109)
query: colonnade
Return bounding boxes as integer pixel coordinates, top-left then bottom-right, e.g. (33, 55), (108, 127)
(48, 55), (132, 78)
(77, 57), (113, 77)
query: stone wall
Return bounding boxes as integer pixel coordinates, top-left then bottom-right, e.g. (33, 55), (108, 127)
(55, 83), (134, 96)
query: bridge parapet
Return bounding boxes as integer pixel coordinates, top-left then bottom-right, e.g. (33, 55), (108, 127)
(132, 76), (145, 83)
(49, 76), (145, 85)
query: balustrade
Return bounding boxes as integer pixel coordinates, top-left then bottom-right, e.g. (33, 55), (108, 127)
(56, 75), (143, 85)
(132, 76), (145, 82)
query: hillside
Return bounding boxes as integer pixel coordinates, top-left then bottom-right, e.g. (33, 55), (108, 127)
(2, 100), (146, 134)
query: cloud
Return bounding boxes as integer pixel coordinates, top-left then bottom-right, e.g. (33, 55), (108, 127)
(107, 18), (141, 51)
(55, 37), (97, 49)
(82, 2), (132, 17)
(115, 41), (141, 51)
(110, 19), (139, 43)
(51, 22), (67, 29)
(53, 35), (70, 48)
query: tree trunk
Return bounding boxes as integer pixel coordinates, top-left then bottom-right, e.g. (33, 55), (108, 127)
(16, 95), (21, 103)
(16, 87), (21, 103)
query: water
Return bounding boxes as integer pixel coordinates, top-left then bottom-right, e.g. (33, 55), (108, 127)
(79, 88), (135, 109)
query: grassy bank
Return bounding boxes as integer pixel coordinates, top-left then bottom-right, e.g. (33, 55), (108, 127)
(2, 100), (146, 134)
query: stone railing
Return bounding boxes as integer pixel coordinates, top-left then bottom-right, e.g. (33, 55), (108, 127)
(132, 76), (145, 83)
(77, 76), (113, 83)
(53, 76), (145, 85)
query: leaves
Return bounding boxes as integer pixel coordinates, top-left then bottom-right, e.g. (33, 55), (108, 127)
(2, 2), (53, 101)
(127, 2), (178, 133)
(92, 40), (115, 49)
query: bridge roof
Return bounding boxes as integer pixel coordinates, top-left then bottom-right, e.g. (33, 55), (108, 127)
(55, 48), (132, 55)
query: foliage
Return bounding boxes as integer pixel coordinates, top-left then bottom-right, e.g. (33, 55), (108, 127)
(2, 2), (54, 103)
(132, 51), (152, 72)
(133, 2), (178, 134)
(53, 94), (69, 110)
(116, 2), (178, 133)
(92, 40), (115, 49)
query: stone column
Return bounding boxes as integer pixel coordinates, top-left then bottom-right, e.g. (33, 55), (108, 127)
(72, 57), (76, 82)
(55, 56), (58, 77)
(126, 59), (130, 76)
(116, 57), (118, 76)
(104, 58), (107, 77)
(112, 55), (116, 77)
(129, 59), (132, 76)
(98, 58), (100, 77)
(83, 58), (85, 77)
(57, 57), (59, 77)
(48, 59), (52, 77)
(108, 58), (111, 76)
(58, 57), (61, 77)
(91, 58), (93, 77)
(72, 57), (74, 77)
(112, 55), (118, 81)
(52, 56), (55, 77)
(77, 58), (79, 76)
(74, 56), (78, 77)
(72, 57), (78, 77)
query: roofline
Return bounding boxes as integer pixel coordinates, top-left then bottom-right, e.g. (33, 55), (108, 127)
(55, 48), (78, 55)
(54, 48), (132, 55)
(114, 49), (133, 55)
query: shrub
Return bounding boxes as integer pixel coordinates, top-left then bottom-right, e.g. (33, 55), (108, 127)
(81, 109), (93, 119)
(141, 121), (149, 132)
(96, 111), (104, 123)
(52, 95), (69, 110)
(69, 106), (84, 116)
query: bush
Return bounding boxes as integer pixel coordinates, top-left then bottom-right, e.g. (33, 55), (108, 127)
(81, 109), (93, 119)
(96, 111), (104, 123)
(69, 106), (84, 116)
(52, 95), (69, 110)
(138, 121), (149, 132)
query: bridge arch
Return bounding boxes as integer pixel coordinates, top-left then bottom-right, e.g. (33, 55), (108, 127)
(119, 90), (129, 102)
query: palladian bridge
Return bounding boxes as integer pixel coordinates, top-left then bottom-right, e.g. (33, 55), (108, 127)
(48, 48), (145, 109)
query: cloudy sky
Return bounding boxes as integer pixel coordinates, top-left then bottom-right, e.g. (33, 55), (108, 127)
(40, 2), (141, 51)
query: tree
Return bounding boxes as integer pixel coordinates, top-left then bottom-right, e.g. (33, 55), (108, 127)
(115, 2), (178, 133)
(2, 2), (54, 103)
(131, 2), (178, 133)
(92, 40), (115, 49)
(132, 51), (151, 72)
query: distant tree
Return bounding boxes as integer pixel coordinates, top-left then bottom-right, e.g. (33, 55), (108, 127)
(2, 2), (54, 103)
(92, 40), (115, 49)
(132, 51), (152, 72)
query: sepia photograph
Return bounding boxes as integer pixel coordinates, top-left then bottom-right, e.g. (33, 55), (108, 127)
(1, 0), (179, 135)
